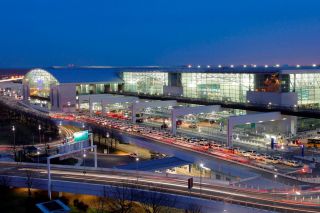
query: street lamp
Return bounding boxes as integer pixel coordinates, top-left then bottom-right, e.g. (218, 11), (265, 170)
(106, 132), (110, 154)
(37, 150), (40, 165)
(38, 124), (41, 145)
(200, 163), (204, 195)
(83, 151), (87, 175)
(12, 125), (16, 160)
(136, 157), (140, 182)
(274, 169), (278, 189)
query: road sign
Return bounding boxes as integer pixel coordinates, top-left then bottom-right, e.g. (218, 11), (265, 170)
(73, 131), (89, 143)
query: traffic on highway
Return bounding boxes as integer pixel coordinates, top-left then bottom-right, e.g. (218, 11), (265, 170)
(1, 162), (320, 213)
(51, 113), (311, 180)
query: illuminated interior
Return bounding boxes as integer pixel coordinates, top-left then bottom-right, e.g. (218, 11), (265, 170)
(123, 72), (168, 95)
(181, 73), (254, 103)
(23, 69), (59, 99)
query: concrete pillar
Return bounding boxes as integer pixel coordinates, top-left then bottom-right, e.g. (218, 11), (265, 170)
(171, 113), (177, 135)
(289, 116), (297, 136)
(90, 133), (94, 152)
(101, 101), (106, 115)
(47, 158), (52, 200)
(227, 119), (233, 148)
(94, 146), (97, 168)
(89, 98), (93, 116)
(132, 104), (136, 123)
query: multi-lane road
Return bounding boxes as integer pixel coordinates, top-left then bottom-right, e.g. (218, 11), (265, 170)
(0, 162), (320, 213)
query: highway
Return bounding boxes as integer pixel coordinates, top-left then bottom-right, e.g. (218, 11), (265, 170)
(0, 162), (320, 213)
(55, 113), (316, 185)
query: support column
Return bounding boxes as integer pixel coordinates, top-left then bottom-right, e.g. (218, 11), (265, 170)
(47, 158), (52, 200)
(171, 113), (177, 135)
(290, 116), (297, 136)
(101, 101), (106, 115)
(89, 98), (93, 116)
(90, 133), (94, 152)
(227, 119), (233, 148)
(94, 146), (97, 168)
(131, 104), (137, 123)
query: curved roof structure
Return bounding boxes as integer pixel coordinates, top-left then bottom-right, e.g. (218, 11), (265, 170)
(25, 67), (124, 84)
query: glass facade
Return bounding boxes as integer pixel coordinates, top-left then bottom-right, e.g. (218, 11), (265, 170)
(76, 83), (119, 95)
(23, 69), (59, 98)
(181, 73), (254, 103)
(123, 72), (168, 95)
(289, 73), (320, 108)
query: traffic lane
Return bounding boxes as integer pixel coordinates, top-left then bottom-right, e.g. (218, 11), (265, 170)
(113, 128), (307, 186)
(82, 152), (136, 168)
(7, 164), (293, 201)
(19, 169), (320, 212)
(13, 165), (299, 202)
(4, 164), (320, 212)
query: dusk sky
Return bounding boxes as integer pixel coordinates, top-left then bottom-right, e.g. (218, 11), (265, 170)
(0, 0), (319, 67)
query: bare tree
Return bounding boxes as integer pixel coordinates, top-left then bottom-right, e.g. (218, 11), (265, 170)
(108, 182), (135, 213)
(184, 204), (202, 213)
(138, 186), (177, 213)
(91, 186), (109, 213)
(25, 170), (35, 197)
(0, 173), (11, 190)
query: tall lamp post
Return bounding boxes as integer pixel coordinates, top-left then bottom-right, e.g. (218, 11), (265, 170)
(199, 163), (204, 195)
(12, 125), (16, 160)
(38, 124), (41, 145)
(83, 151), (87, 175)
(106, 132), (110, 154)
(37, 149), (40, 165)
(136, 157), (139, 182)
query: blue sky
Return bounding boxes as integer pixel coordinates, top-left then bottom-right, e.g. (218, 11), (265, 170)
(0, 0), (319, 67)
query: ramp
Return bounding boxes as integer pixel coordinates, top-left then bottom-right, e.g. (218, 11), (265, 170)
(115, 157), (190, 171)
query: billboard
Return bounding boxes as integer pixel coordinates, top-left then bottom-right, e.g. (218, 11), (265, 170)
(73, 130), (89, 142)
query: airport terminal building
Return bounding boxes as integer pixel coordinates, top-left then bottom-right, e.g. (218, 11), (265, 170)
(21, 65), (320, 112)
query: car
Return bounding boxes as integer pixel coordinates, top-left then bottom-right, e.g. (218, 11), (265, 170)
(283, 160), (301, 167)
(241, 151), (252, 157)
(129, 153), (138, 158)
(188, 124), (197, 129)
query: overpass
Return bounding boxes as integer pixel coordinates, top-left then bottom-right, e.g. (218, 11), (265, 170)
(1, 162), (320, 213)
(0, 77), (23, 83)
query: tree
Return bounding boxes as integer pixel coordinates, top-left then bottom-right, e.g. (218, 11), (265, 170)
(138, 185), (177, 213)
(25, 170), (35, 198)
(184, 204), (202, 213)
(0, 173), (11, 190)
(108, 182), (135, 213)
(91, 186), (109, 213)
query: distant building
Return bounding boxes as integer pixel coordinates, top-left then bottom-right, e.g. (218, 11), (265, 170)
(20, 65), (320, 112)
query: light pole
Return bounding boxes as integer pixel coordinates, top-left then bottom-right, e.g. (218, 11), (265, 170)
(200, 163), (204, 195)
(38, 124), (41, 145)
(106, 132), (110, 154)
(12, 125), (16, 160)
(37, 150), (40, 165)
(136, 157), (139, 182)
(83, 151), (87, 175)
